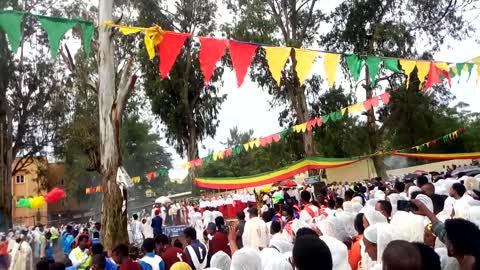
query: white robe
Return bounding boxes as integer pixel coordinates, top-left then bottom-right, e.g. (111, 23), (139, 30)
(242, 217), (269, 251)
(142, 218), (154, 239)
(9, 241), (33, 270)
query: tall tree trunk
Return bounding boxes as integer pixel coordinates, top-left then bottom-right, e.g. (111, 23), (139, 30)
(0, 33), (13, 231)
(98, 0), (131, 251)
(364, 65), (387, 179)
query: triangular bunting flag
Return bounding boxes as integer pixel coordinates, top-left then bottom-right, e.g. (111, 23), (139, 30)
(379, 92), (391, 104)
(466, 63), (474, 80)
(233, 145), (243, 155)
(323, 53), (340, 88)
(322, 115), (330, 123)
(224, 148), (233, 157)
(131, 176), (141, 183)
(477, 65), (480, 84)
(279, 128), (292, 138)
(383, 58), (401, 73)
(146, 172), (157, 181)
(315, 117), (323, 127)
(272, 133), (281, 142)
(36, 15), (77, 58)
(295, 49), (318, 85)
(435, 62), (449, 72)
(0, 11), (24, 53)
(293, 123), (307, 133)
(264, 46), (291, 86)
(416, 61), (431, 87)
(456, 63), (465, 77)
(399, 59), (416, 88)
(248, 139), (260, 149)
(365, 57), (382, 86)
(348, 103), (364, 113)
(229, 40), (258, 87)
(157, 32), (188, 79)
(450, 66), (458, 78)
(203, 155), (213, 163)
(78, 22), (94, 58)
(345, 54), (363, 81)
(363, 99), (373, 111)
(341, 107), (348, 115)
(329, 110), (343, 122)
(306, 119), (317, 131)
(425, 62), (442, 91)
(370, 97), (379, 108)
(199, 37), (228, 83)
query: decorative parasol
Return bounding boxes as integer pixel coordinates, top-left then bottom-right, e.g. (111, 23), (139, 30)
(155, 196), (171, 204)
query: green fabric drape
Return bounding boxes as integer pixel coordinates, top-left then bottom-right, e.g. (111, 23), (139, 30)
(383, 58), (401, 73)
(0, 11), (24, 52)
(365, 56), (382, 86)
(345, 54), (363, 81)
(36, 15), (77, 58)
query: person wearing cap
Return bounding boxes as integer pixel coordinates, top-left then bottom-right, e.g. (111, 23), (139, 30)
(152, 209), (164, 238)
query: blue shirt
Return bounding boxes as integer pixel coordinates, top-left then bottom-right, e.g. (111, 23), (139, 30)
(138, 252), (165, 270)
(62, 233), (74, 255)
(151, 216), (163, 236)
(105, 257), (118, 270)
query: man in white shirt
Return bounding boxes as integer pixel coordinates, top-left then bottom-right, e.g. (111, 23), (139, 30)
(450, 182), (474, 218)
(130, 214), (144, 248)
(299, 190), (319, 224)
(242, 208), (269, 251)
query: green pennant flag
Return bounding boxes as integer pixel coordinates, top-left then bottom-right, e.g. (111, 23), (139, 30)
(322, 115), (330, 123)
(36, 15), (77, 58)
(366, 57), (382, 86)
(456, 63), (465, 78)
(329, 110), (343, 122)
(79, 21), (94, 57)
(383, 58), (401, 73)
(466, 63), (474, 80)
(279, 128), (292, 139)
(443, 135), (449, 142)
(0, 11), (24, 53)
(156, 169), (168, 176)
(345, 54), (363, 81)
(232, 145), (243, 155)
(203, 155), (213, 163)
(449, 66), (457, 78)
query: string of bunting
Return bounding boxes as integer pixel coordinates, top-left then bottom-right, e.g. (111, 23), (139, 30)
(105, 22), (480, 92)
(85, 185), (103, 194)
(0, 10), (94, 57)
(183, 91), (392, 170)
(402, 128), (466, 153)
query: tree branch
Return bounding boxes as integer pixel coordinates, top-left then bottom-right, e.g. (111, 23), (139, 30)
(116, 57), (136, 119)
(268, 0), (289, 41)
(299, 0), (317, 42)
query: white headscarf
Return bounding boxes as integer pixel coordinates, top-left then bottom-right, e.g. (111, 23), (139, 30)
(264, 259), (293, 270)
(343, 202), (354, 214)
(363, 209), (387, 227)
(230, 248), (262, 270)
(318, 216), (349, 242)
(351, 202), (363, 213)
(390, 211), (425, 242)
(269, 239), (293, 255)
(352, 196), (363, 205)
(210, 251), (231, 270)
(320, 236), (352, 270)
(336, 212), (357, 239)
(260, 248), (281, 268)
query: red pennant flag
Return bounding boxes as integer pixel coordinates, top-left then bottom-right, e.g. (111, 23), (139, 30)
(425, 62), (451, 91)
(306, 119), (317, 131)
(363, 99), (373, 111)
(370, 97), (379, 107)
(199, 37), (228, 83)
(157, 32), (189, 79)
(380, 92), (391, 104)
(229, 40), (258, 87)
(224, 148), (233, 157)
(315, 117), (323, 127)
(146, 172), (157, 181)
(272, 133), (281, 142)
(260, 137), (269, 147)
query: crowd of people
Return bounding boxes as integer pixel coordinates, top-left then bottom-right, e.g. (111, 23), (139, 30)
(1, 166), (480, 270)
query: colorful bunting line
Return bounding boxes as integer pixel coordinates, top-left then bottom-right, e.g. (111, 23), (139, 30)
(105, 22), (480, 91)
(183, 91), (391, 170)
(402, 128), (465, 153)
(85, 185), (103, 194)
(0, 10), (94, 57)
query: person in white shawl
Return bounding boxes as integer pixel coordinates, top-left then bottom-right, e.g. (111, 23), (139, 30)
(320, 236), (351, 270)
(242, 208), (269, 250)
(8, 234), (33, 270)
(362, 223), (396, 270)
(141, 217), (154, 239)
(209, 250), (231, 270)
(230, 248), (262, 270)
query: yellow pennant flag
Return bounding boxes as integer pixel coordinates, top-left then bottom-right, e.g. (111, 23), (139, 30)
(104, 21), (163, 60)
(416, 61), (431, 87)
(477, 65), (480, 84)
(435, 62), (449, 72)
(248, 139), (261, 149)
(341, 107), (348, 115)
(293, 123), (307, 133)
(131, 176), (141, 183)
(264, 47), (291, 86)
(294, 49), (318, 86)
(399, 59), (416, 88)
(348, 103), (364, 113)
(243, 143), (250, 151)
(181, 162), (190, 170)
(323, 53), (340, 88)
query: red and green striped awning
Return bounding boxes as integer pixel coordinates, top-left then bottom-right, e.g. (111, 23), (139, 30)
(195, 156), (362, 190)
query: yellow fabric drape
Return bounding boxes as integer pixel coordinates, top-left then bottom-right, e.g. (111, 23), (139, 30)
(323, 53), (340, 88)
(416, 61), (431, 87)
(294, 49), (318, 85)
(400, 59), (416, 88)
(104, 21), (163, 60)
(263, 47), (291, 86)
